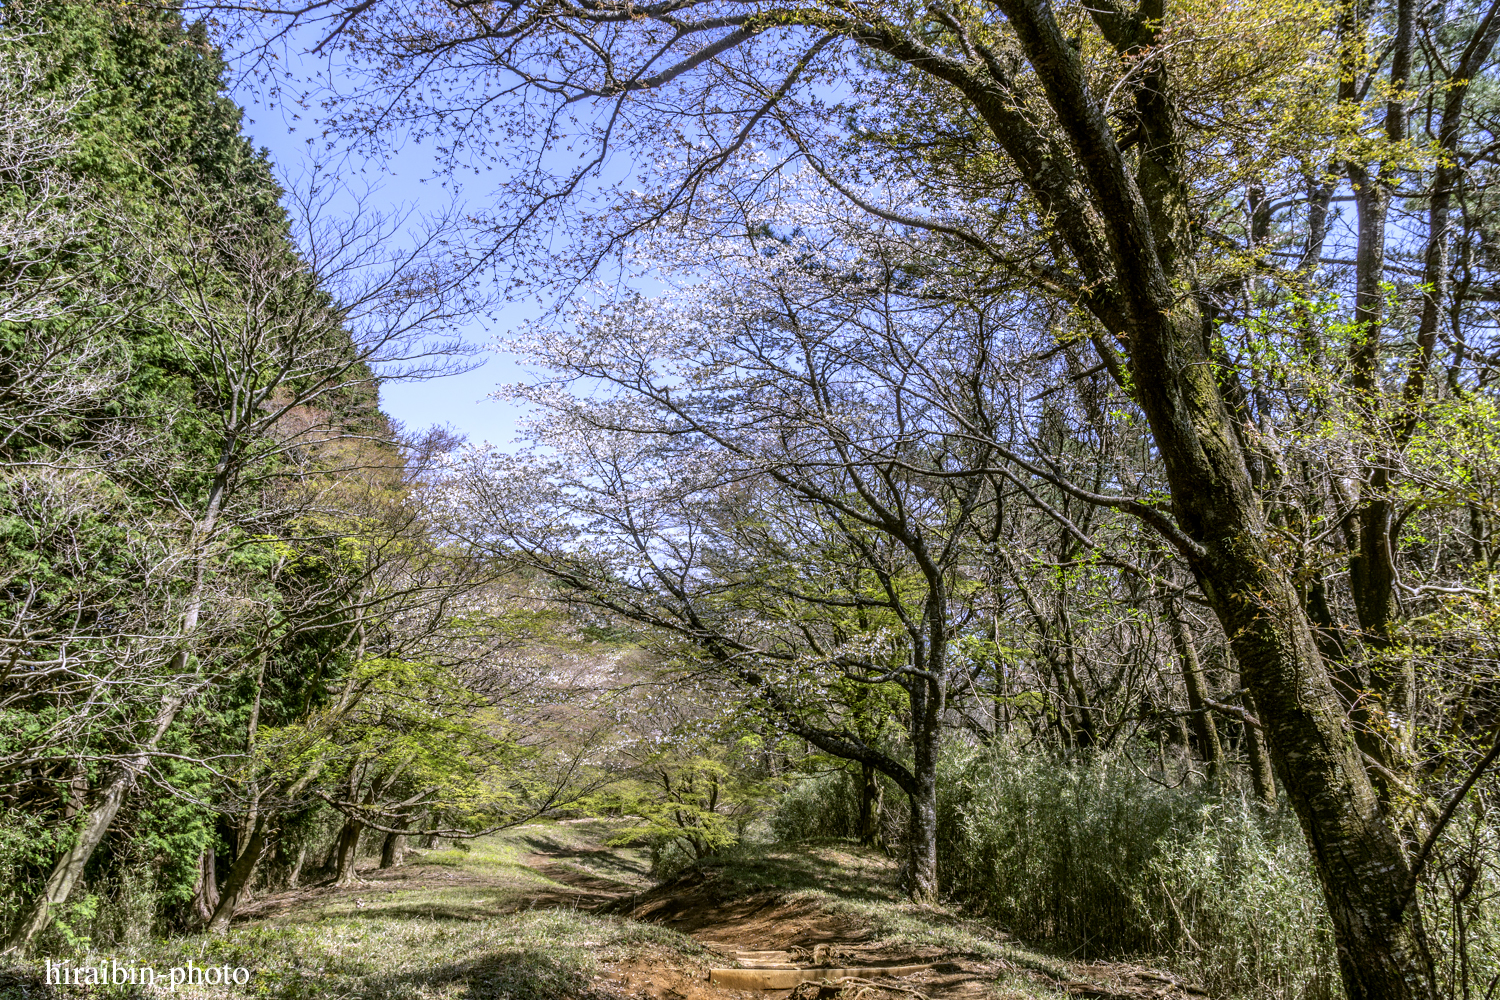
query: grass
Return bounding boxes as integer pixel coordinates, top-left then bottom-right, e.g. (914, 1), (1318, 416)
(0, 818), (1162, 1000)
(0, 821), (699, 1000)
(931, 748), (1342, 1000)
(501, 820), (653, 890)
(128, 908), (706, 1000)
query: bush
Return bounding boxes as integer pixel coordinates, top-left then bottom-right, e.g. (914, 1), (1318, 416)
(768, 767), (906, 848)
(0, 809), (163, 952)
(935, 746), (1342, 1000)
(768, 770), (862, 842)
(0, 810), (60, 935)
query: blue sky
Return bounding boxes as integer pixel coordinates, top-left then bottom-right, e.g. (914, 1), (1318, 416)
(227, 44), (535, 451)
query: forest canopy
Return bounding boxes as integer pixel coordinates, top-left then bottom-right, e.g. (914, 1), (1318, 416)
(10, 0), (1500, 999)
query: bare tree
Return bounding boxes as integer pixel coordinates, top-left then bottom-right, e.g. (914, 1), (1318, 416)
(2, 167), (479, 952)
(206, 0), (1500, 990)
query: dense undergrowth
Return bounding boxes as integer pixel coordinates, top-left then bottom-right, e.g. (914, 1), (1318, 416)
(771, 746), (1500, 1000)
(13, 745), (1500, 1000)
(936, 750), (1341, 1000)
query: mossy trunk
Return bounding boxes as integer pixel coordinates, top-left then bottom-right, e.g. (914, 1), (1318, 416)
(334, 817), (364, 885)
(1242, 685), (1276, 806)
(1133, 304), (1436, 999)
(1167, 597), (1224, 780)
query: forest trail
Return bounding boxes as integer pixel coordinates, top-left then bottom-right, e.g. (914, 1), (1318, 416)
(219, 821), (1210, 1000)
(508, 825), (1213, 1000)
(21, 820), (1215, 1000)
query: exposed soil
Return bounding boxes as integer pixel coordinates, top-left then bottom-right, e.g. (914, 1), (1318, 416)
(584, 857), (1205, 1000)
(233, 835), (1211, 1000)
(614, 871), (878, 952)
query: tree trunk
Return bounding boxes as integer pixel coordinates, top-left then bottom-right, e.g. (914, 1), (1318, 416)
(2, 770), (132, 953)
(235, 653), (270, 865)
(1172, 713), (1192, 751)
(1210, 550), (1433, 997)
(905, 783), (938, 903)
(905, 673), (942, 903)
(379, 819), (407, 869)
(1243, 688), (1277, 806)
(1166, 597), (1224, 780)
(1061, 645), (1097, 749)
(419, 813), (439, 849)
(334, 816), (364, 885)
(190, 846), (220, 926)
(207, 816), (270, 934)
(287, 842), (308, 887)
(858, 762), (884, 848)
(1139, 304), (1436, 1000)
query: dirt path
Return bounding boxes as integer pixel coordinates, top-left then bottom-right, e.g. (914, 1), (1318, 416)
(229, 828), (1210, 1000)
(500, 835), (1208, 1000)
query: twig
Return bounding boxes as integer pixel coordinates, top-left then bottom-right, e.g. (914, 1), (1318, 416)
(827, 977), (929, 999)
(1394, 718), (1500, 919)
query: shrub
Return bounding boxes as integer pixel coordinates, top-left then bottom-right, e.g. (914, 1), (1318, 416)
(935, 746), (1341, 1000)
(768, 767), (905, 848)
(768, 770), (861, 842)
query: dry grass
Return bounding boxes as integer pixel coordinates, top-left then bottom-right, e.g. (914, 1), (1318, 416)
(0, 822), (1197, 1000)
(0, 822), (697, 1000)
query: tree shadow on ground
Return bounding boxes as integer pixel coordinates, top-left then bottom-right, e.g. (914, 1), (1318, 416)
(353, 951), (613, 1000)
(695, 843), (903, 904)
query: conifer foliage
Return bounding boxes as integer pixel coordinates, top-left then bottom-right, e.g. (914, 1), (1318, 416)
(0, 0), (515, 952)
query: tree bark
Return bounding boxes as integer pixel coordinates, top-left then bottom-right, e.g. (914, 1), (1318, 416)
(962, 0), (1441, 991)
(190, 846), (220, 926)
(419, 815), (439, 849)
(334, 816), (364, 885)
(858, 762), (884, 848)
(1166, 596), (1224, 780)
(207, 816), (270, 934)
(379, 818), (408, 869)
(1139, 302), (1437, 999)
(287, 842), (308, 887)
(905, 782), (938, 903)
(1243, 689), (1277, 807)
(905, 658), (943, 902)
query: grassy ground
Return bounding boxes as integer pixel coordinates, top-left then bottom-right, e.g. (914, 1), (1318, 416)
(0, 824), (1194, 1000)
(0, 822), (703, 1000)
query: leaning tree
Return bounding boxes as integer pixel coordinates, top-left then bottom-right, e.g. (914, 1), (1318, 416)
(220, 0), (1500, 993)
